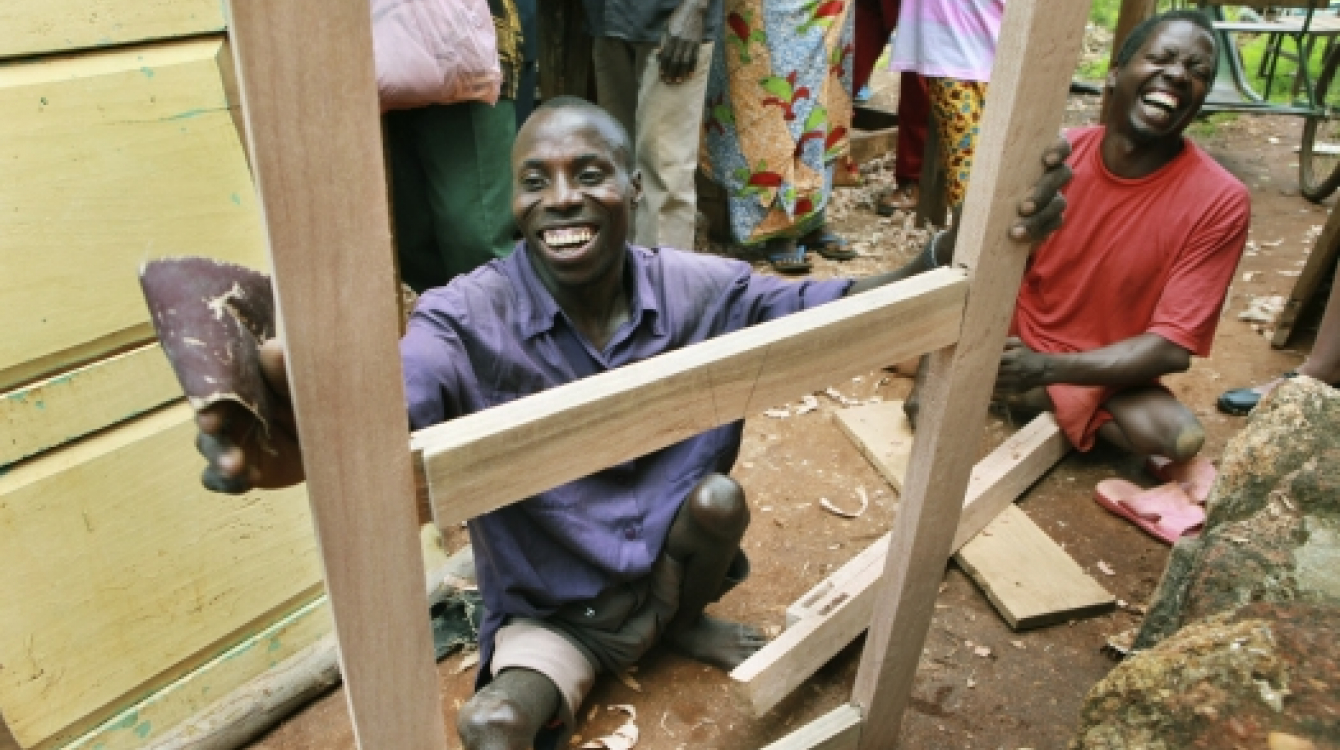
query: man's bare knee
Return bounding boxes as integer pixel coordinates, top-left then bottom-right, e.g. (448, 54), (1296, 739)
(1167, 418), (1205, 462)
(457, 670), (558, 750)
(686, 474), (749, 542)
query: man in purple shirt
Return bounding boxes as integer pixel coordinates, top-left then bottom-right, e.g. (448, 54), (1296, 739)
(196, 97), (1067, 749)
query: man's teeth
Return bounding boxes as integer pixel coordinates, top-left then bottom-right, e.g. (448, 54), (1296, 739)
(544, 227), (594, 248)
(1143, 91), (1178, 110)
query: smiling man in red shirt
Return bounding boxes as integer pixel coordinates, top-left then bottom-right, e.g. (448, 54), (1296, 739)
(909, 10), (1248, 474)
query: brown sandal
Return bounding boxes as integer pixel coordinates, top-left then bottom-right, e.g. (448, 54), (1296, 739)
(875, 182), (919, 216)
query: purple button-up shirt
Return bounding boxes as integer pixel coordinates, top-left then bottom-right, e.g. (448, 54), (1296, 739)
(401, 243), (851, 676)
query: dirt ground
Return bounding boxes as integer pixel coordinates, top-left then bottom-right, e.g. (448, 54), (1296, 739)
(247, 81), (1333, 750)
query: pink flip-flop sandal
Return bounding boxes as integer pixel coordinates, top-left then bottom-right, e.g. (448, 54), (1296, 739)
(1146, 455), (1218, 505)
(1094, 479), (1206, 545)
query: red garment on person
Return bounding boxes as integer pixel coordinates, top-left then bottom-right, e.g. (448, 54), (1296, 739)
(1011, 126), (1250, 450)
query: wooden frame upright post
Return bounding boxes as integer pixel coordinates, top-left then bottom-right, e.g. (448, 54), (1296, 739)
(225, 2), (449, 748)
(849, 2), (1089, 746)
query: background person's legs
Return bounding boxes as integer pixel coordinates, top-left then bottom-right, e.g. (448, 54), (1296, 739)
(1097, 386), (1205, 462)
(400, 101), (517, 291)
(927, 77), (988, 210)
(593, 37), (713, 250)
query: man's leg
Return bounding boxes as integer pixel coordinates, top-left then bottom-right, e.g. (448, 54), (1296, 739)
(1097, 386), (1205, 462)
(384, 109), (446, 294)
(630, 41), (714, 250)
(661, 473), (766, 670)
(592, 38), (640, 154)
(457, 668), (561, 750)
(414, 100), (518, 283)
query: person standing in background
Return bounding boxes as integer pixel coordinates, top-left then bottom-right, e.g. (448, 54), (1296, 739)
(702, 0), (857, 273)
(514, 0), (538, 127)
(854, 0), (931, 215)
(384, 0), (525, 293)
(585, 0), (719, 251)
(889, 0), (1004, 212)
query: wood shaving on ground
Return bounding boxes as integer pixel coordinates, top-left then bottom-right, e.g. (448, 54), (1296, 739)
(1239, 295), (1286, 323)
(581, 705), (638, 750)
(453, 650), (480, 675)
(615, 668), (642, 692)
(820, 487), (870, 518)
(973, 645), (992, 658)
(824, 387), (861, 407)
(794, 394), (820, 415)
(763, 407), (790, 419)
(1096, 560), (1116, 576)
(1102, 628), (1138, 659)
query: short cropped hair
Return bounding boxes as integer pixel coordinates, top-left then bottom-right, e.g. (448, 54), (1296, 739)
(533, 96), (634, 170)
(1115, 9), (1219, 78)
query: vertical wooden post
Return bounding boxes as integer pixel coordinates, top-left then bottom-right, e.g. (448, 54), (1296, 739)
(849, 1), (1090, 747)
(225, 2), (449, 748)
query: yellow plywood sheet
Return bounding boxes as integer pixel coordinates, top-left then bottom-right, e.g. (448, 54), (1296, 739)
(0, 404), (321, 748)
(0, 1), (224, 60)
(0, 38), (267, 392)
(0, 344), (181, 467)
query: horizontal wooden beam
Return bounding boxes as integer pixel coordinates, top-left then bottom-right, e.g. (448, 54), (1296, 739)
(730, 413), (1067, 716)
(760, 704), (862, 750)
(416, 268), (969, 527)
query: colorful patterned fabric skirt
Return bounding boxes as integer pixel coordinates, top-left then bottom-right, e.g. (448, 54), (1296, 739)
(928, 78), (988, 210)
(702, 0), (855, 246)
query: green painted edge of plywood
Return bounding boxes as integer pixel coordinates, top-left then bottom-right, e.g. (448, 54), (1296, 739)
(58, 594), (331, 750)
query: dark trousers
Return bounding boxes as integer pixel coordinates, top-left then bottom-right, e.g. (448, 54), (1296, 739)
(853, 0), (931, 184)
(384, 100), (518, 293)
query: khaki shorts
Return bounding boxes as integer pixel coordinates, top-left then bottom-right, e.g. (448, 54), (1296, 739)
(492, 551), (749, 732)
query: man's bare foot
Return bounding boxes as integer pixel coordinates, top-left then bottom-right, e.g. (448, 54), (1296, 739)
(664, 615), (767, 671)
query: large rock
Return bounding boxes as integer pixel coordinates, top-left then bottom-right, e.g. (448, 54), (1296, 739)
(1136, 376), (1340, 648)
(1072, 377), (1340, 749)
(1073, 602), (1340, 749)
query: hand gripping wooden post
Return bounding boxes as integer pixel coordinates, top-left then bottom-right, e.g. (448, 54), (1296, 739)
(224, 2), (449, 748)
(221, 0), (1086, 747)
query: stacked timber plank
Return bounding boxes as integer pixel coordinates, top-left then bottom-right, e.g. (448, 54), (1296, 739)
(0, 7), (331, 748)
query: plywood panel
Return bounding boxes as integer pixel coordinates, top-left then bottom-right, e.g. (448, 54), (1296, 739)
(0, 404), (321, 748)
(0, 38), (266, 392)
(65, 598), (332, 750)
(0, 1), (225, 60)
(0, 344), (180, 467)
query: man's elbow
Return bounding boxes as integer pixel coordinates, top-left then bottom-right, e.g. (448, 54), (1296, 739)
(1160, 345), (1192, 374)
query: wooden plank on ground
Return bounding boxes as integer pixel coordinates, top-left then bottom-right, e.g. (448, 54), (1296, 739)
(835, 401), (1109, 627)
(733, 413), (1069, 715)
(225, 2), (448, 748)
(849, 2), (1089, 745)
(760, 704), (862, 750)
(1272, 203), (1340, 347)
(833, 401), (914, 492)
(0, 344), (180, 467)
(0, 38), (266, 392)
(0, 404), (321, 749)
(417, 268), (969, 527)
(0, 0), (225, 60)
(956, 505), (1115, 629)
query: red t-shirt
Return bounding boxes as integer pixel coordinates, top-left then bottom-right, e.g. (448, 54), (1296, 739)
(1011, 126), (1250, 450)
